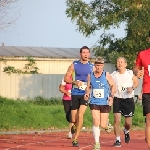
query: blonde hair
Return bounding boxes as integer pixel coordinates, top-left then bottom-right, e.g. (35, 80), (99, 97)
(94, 57), (104, 64)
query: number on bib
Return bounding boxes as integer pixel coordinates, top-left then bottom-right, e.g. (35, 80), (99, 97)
(79, 82), (87, 90)
(93, 89), (104, 98)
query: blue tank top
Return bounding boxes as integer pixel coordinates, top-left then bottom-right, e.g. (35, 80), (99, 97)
(90, 71), (110, 105)
(72, 60), (93, 95)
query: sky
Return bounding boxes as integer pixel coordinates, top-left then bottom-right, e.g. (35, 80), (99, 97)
(0, 0), (125, 48)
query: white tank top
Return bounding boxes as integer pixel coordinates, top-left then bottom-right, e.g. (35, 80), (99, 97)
(111, 69), (134, 98)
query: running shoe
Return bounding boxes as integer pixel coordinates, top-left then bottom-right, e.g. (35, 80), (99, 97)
(105, 122), (113, 133)
(67, 132), (72, 139)
(71, 124), (76, 134)
(93, 142), (100, 150)
(124, 131), (130, 143)
(72, 139), (79, 147)
(113, 140), (121, 147)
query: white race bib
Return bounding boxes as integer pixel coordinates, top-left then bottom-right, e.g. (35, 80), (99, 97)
(148, 65), (150, 76)
(79, 82), (87, 90)
(68, 90), (71, 97)
(93, 89), (104, 98)
(118, 83), (131, 92)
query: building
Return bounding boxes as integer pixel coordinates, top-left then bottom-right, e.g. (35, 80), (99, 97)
(0, 46), (118, 99)
(0, 46), (115, 74)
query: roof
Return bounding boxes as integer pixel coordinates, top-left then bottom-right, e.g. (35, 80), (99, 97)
(0, 46), (96, 58)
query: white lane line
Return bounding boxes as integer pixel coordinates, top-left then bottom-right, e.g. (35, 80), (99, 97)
(3, 138), (68, 150)
(78, 134), (146, 150)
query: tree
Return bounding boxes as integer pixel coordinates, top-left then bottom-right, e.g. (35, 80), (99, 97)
(3, 57), (39, 74)
(0, 0), (19, 30)
(66, 0), (150, 68)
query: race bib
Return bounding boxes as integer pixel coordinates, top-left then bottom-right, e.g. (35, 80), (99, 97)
(118, 84), (131, 92)
(68, 90), (71, 97)
(93, 89), (104, 98)
(79, 82), (87, 90)
(148, 65), (150, 76)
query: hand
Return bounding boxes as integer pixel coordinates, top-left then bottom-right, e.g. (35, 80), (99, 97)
(138, 93), (142, 100)
(108, 97), (113, 106)
(137, 70), (143, 79)
(66, 91), (71, 97)
(84, 93), (90, 101)
(74, 80), (82, 88)
(126, 87), (133, 93)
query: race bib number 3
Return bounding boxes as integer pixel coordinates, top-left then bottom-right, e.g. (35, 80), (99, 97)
(93, 89), (104, 98)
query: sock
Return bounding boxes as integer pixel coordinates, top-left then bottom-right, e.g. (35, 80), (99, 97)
(124, 128), (129, 134)
(116, 136), (121, 142)
(69, 131), (71, 134)
(92, 126), (100, 143)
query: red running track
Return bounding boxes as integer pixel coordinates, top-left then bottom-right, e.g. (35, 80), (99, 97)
(0, 130), (148, 150)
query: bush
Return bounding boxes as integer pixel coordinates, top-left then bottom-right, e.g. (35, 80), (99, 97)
(27, 96), (63, 105)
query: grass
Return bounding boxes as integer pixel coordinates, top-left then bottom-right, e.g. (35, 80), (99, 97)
(0, 96), (145, 131)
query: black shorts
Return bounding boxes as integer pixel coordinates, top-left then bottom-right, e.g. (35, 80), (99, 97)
(142, 93), (150, 116)
(113, 97), (135, 117)
(89, 104), (111, 113)
(71, 95), (88, 110)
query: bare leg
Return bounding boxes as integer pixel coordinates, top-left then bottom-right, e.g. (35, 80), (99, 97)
(124, 117), (132, 131)
(114, 113), (121, 138)
(74, 105), (87, 140)
(69, 122), (74, 132)
(146, 114), (150, 149)
(100, 113), (109, 129)
(91, 109), (100, 150)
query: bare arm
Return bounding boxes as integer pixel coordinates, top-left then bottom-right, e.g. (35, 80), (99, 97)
(133, 65), (142, 75)
(64, 64), (74, 84)
(106, 72), (116, 96)
(126, 74), (139, 93)
(85, 74), (91, 95)
(138, 88), (143, 100)
(106, 72), (116, 106)
(59, 84), (66, 94)
(132, 74), (139, 89)
(84, 74), (91, 100)
(133, 65), (143, 78)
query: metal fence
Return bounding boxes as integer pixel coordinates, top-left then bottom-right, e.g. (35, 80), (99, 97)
(0, 63), (143, 100)
(0, 73), (64, 99)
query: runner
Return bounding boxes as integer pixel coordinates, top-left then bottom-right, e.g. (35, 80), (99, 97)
(84, 57), (116, 150)
(111, 57), (138, 147)
(134, 32), (150, 150)
(64, 46), (93, 147)
(59, 76), (73, 139)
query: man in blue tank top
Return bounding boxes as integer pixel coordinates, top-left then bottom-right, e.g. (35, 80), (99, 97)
(84, 57), (116, 150)
(64, 46), (94, 147)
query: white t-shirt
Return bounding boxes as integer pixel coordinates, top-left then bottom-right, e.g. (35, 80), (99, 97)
(111, 69), (134, 98)
(61, 78), (66, 86)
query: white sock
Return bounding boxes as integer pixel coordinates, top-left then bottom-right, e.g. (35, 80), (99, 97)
(69, 131), (71, 134)
(124, 128), (129, 134)
(92, 126), (100, 143)
(116, 136), (121, 142)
